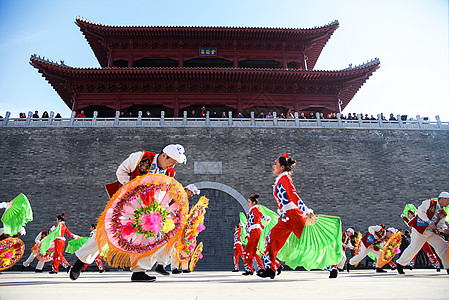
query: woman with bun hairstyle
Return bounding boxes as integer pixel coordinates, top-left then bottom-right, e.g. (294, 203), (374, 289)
(50, 213), (79, 274)
(258, 154), (313, 279)
(242, 194), (271, 275)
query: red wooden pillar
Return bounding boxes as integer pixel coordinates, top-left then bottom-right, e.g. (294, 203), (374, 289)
(174, 95), (179, 117)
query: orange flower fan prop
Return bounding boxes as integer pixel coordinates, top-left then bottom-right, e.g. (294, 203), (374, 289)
(95, 173), (189, 268)
(378, 232), (403, 268)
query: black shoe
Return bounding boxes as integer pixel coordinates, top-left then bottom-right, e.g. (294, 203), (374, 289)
(376, 268), (387, 273)
(20, 265), (27, 272)
(183, 269), (191, 273)
(35, 269), (43, 273)
(346, 264), (351, 273)
(446, 269), (449, 275)
(99, 269), (105, 273)
(49, 271), (58, 274)
(406, 265), (413, 270)
(256, 268), (275, 279)
(172, 268), (182, 274)
(155, 265), (170, 275)
(69, 259), (85, 281)
(396, 264), (405, 275)
(329, 269), (338, 278)
(242, 271), (253, 276)
(232, 269), (239, 272)
(131, 272), (156, 282)
(436, 268), (440, 272)
(277, 264), (284, 275)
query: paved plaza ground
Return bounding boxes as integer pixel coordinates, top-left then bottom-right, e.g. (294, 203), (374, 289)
(0, 269), (447, 300)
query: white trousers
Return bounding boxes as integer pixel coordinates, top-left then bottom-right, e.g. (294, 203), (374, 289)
(75, 232), (100, 264)
(349, 243), (382, 266)
(76, 232), (176, 273)
(337, 249), (347, 269)
(396, 228), (448, 269)
(130, 244), (174, 272)
(23, 252), (45, 270)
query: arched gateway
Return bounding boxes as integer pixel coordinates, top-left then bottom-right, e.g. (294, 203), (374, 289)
(188, 182), (248, 271)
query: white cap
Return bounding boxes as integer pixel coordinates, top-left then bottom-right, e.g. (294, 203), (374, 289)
(346, 228), (355, 234)
(387, 227), (398, 234)
(163, 144), (186, 164)
(185, 184), (200, 195)
(438, 191), (449, 198)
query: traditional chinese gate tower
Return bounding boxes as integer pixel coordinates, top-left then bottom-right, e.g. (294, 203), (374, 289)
(31, 17), (379, 117)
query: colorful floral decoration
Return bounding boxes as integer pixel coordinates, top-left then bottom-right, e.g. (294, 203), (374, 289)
(35, 239), (54, 262)
(176, 196), (209, 263)
(378, 231), (403, 267)
(95, 174), (189, 268)
(189, 242), (204, 271)
(353, 232), (363, 267)
(0, 238), (25, 271)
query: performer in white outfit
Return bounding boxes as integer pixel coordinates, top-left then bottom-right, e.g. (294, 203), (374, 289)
(338, 227), (354, 270)
(22, 230), (48, 272)
(348, 224), (388, 273)
(70, 144), (186, 282)
(396, 192), (449, 274)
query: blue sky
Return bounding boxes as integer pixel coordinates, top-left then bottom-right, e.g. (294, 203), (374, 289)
(0, 0), (447, 120)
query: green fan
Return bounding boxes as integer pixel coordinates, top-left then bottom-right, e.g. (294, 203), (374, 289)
(239, 212), (248, 246)
(276, 214), (342, 271)
(65, 237), (89, 254)
(40, 224), (62, 254)
(1, 193), (33, 235)
(256, 205), (279, 256)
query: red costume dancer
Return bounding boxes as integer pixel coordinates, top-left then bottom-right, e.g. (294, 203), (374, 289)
(50, 214), (79, 274)
(396, 192), (449, 275)
(232, 225), (244, 272)
(242, 194), (270, 275)
(401, 207), (440, 270)
(258, 154), (312, 279)
(82, 223), (104, 273)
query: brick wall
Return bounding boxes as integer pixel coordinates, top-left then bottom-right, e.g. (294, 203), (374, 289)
(1, 127), (448, 270)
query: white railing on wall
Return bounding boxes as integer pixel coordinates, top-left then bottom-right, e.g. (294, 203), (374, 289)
(1, 111), (448, 130)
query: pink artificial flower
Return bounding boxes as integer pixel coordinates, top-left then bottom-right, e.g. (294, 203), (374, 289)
(121, 222), (136, 237)
(188, 243), (195, 252)
(393, 247), (401, 254)
(141, 212), (163, 233)
(197, 223), (206, 233)
(198, 253), (203, 259)
(5, 252), (13, 259)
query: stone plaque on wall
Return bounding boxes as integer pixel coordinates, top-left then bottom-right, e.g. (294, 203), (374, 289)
(194, 161), (222, 174)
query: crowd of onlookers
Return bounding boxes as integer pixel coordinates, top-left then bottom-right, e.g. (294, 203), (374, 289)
(0, 109), (413, 122)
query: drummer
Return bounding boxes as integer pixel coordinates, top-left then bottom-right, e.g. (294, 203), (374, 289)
(70, 144), (187, 282)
